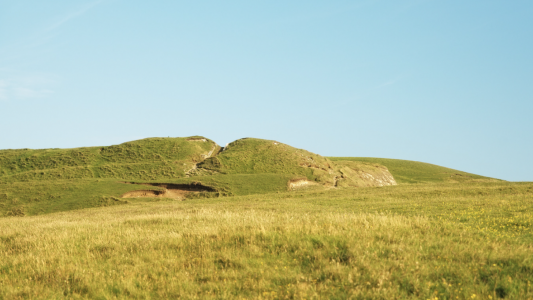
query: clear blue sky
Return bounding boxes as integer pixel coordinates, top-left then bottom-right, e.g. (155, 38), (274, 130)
(1, 0), (532, 181)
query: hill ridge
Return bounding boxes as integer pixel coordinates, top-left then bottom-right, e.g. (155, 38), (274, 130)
(0, 136), (497, 217)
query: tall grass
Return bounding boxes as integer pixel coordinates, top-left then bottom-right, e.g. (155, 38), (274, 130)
(1, 181), (532, 299)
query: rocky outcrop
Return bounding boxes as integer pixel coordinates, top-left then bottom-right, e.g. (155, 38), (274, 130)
(334, 161), (397, 187)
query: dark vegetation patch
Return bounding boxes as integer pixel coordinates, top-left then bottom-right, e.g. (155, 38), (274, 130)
(120, 182), (219, 199)
(122, 182), (217, 192)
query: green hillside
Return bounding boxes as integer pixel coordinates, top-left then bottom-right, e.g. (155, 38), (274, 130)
(0, 136), (218, 183)
(0, 136), (220, 216)
(0, 137), (499, 217)
(199, 138), (338, 185)
(197, 138), (399, 189)
(2, 138), (526, 299)
(329, 157), (498, 184)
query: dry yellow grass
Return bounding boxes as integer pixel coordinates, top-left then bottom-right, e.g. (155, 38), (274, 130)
(1, 181), (532, 299)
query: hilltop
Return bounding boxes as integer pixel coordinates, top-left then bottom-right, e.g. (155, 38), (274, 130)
(0, 136), (219, 182)
(0, 136), (498, 216)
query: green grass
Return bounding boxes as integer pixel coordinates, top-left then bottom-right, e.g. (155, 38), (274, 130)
(0, 137), (408, 217)
(1, 137), (529, 299)
(0, 174), (303, 217)
(0, 136), (221, 216)
(0, 179), (166, 216)
(152, 173), (297, 196)
(0, 181), (532, 299)
(0, 138), (505, 217)
(202, 138), (338, 185)
(329, 157), (498, 184)
(0, 137), (217, 182)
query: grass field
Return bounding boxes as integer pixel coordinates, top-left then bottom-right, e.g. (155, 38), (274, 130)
(1, 137), (530, 299)
(1, 180), (532, 299)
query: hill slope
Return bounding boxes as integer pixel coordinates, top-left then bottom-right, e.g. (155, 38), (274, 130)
(196, 138), (397, 189)
(329, 157), (499, 184)
(199, 138), (339, 185)
(0, 137), (498, 217)
(0, 136), (218, 183)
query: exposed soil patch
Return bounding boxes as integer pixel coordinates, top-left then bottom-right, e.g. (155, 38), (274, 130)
(358, 171), (397, 186)
(288, 178), (317, 190)
(121, 182), (216, 200)
(121, 189), (191, 199)
(334, 161), (398, 188)
(186, 144), (219, 177)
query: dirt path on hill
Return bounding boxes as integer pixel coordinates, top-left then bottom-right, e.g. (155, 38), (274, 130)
(186, 144), (218, 177)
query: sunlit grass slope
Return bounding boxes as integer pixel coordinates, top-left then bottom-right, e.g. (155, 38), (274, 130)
(146, 174), (297, 197)
(329, 157), (498, 184)
(0, 137), (336, 217)
(1, 181), (532, 299)
(0, 137), (500, 217)
(0, 179), (166, 216)
(200, 138), (339, 185)
(0, 137), (218, 216)
(0, 136), (218, 182)
(0, 174), (301, 217)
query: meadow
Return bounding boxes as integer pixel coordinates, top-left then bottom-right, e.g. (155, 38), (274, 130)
(1, 180), (532, 299)
(1, 137), (531, 299)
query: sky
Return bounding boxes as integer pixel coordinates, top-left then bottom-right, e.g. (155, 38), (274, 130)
(0, 0), (532, 181)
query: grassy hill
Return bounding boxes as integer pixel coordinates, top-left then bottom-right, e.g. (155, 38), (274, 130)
(200, 138), (337, 184)
(329, 157), (498, 184)
(0, 136), (218, 183)
(0, 137), (500, 217)
(200, 138), (398, 188)
(1, 137), (530, 299)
